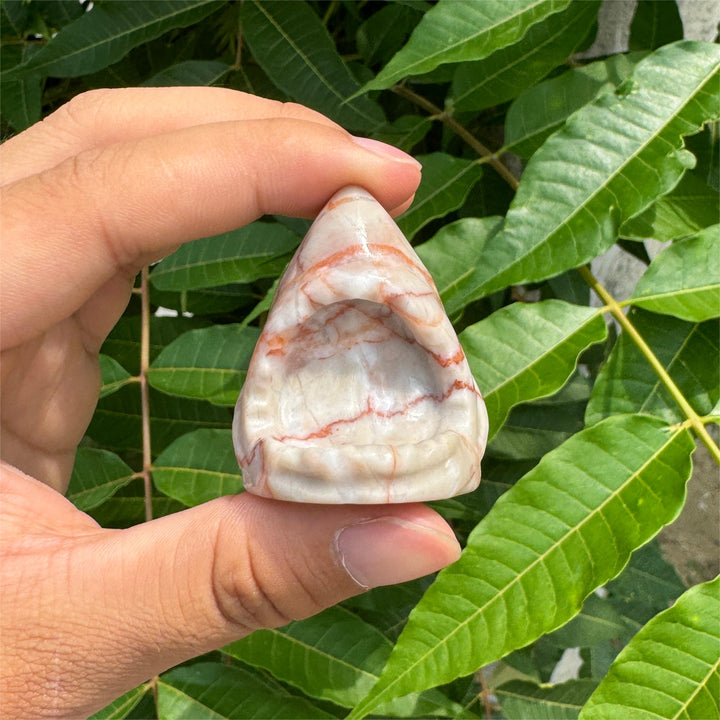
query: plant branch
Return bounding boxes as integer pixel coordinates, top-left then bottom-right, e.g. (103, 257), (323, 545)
(391, 84), (520, 190)
(579, 265), (720, 464)
(140, 266), (153, 523)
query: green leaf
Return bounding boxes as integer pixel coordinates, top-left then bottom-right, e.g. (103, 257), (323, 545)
(585, 309), (720, 426)
(621, 170), (720, 241)
(397, 153), (483, 240)
(102, 316), (209, 376)
(67, 448), (135, 512)
(223, 606), (466, 717)
(371, 115), (433, 154)
(459, 300), (607, 439)
(450, 41), (720, 313)
(89, 483), (185, 529)
(449, 0), (599, 112)
(0, 43), (42, 131)
(361, 0), (572, 93)
(580, 576), (720, 720)
(6, 1), (221, 78)
(348, 415), (695, 717)
(141, 59), (230, 86)
(504, 52), (643, 159)
(547, 593), (625, 648)
(158, 662), (335, 719)
(497, 679), (598, 720)
(240, 0), (384, 133)
(99, 354), (135, 399)
(153, 429), (242, 507)
(148, 324), (259, 406)
(629, 0), (684, 52)
(356, 4), (425, 68)
(416, 216), (504, 312)
(88, 684), (149, 720)
(150, 222), (298, 292)
(629, 225), (720, 321)
(88, 385), (232, 456)
(486, 375), (591, 460)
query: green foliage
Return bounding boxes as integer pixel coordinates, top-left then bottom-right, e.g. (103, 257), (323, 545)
(3, 1), (718, 718)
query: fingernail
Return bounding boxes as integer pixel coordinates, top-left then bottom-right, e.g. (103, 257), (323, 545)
(351, 136), (422, 170)
(335, 517), (461, 589)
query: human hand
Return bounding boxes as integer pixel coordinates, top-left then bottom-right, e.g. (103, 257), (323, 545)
(0, 88), (461, 719)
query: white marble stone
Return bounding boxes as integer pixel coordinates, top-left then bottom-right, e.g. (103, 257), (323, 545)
(233, 186), (488, 503)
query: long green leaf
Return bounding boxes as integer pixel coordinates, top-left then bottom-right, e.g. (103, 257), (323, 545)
(445, 41), (720, 316)
(150, 222), (298, 292)
(88, 684), (149, 720)
(223, 606), (467, 717)
(449, 0), (599, 112)
(629, 225), (720, 321)
(153, 429), (241, 507)
(504, 52), (643, 159)
(148, 324), (259, 406)
(141, 59), (230, 87)
(67, 448), (136, 512)
(621, 169), (720, 241)
(0, 44), (42, 131)
(396, 153), (483, 240)
(158, 662), (335, 719)
(585, 309), (720, 426)
(241, 0), (384, 132)
(6, 1), (220, 78)
(416, 216), (504, 311)
(99, 354), (135, 399)
(498, 679), (598, 720)
(629, 0), (684, 52)
(580, 576), (720, 720)
(348, 415), (695, 717)
(460, 300), (607, 439)
(361, 0), (571, 93)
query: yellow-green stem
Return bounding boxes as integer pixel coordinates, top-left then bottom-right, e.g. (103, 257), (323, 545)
(579, 265), (720, 464)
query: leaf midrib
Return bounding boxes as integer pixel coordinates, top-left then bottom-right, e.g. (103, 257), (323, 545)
(671, 654), (720, 720)
(363, 423), (686, 711)
(494, 53), (720, 291)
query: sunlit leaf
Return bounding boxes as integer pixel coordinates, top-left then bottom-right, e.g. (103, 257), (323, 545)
(88, 684), (149, 720)
(585, 309), (720, 426)
(148, 324), (259, 406)
(150, 222), (298, 292)
(447, 42), (720, 315)
(629, 225), (720, 321)
(223, 606), (467, 716)
(240, 0), (384, 132)
(449, 0), (599, 112)
(581, 576), (720, 720)
(460, 300), (607, 439)
(348, 415), (695, 717)
(99, 354), (135, 399)
(504, 52), (643, 158)
(361, 0), (572, 92)
(158, 662), (335, 719)
(67, 447), (135, 511)
(621, 169), (720, 241)
(153, 429), (241, 506)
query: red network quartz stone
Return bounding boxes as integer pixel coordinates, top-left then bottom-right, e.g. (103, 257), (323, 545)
(232, 186), (488, 503)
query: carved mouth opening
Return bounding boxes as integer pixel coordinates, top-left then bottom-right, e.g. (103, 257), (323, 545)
(271, 299), (444, 447)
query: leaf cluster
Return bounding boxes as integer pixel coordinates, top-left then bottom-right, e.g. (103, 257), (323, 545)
(2, 1), (719, 719)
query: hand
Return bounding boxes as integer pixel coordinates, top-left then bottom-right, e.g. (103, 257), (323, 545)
(0, 88), (461, 719)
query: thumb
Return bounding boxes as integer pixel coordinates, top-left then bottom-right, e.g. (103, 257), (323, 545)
(53, 494), (459, 716)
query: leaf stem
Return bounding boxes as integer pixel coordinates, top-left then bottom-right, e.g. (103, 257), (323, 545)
(140, 266), (153, 523)
(579, 265), (720, 464)
(391, 84), (519, 190)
